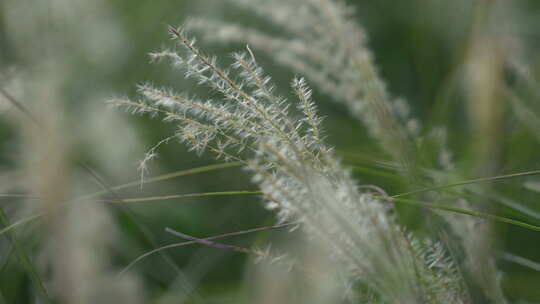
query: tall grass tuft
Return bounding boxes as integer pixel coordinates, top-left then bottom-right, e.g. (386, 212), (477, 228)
(112, 25), (468, 303)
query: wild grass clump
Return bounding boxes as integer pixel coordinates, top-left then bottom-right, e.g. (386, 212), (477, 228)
(108, 0), (540, 302)
(112, 22), (468, 302)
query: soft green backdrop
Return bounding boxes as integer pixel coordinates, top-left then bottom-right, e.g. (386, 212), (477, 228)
(1, 0), (540, 302)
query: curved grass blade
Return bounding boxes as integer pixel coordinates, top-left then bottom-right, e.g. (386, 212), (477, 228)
(119, 222), (296, 276)
(390, 197), (540, 232)
(499, 252), (540, 272)
(482, 191), (540, 222)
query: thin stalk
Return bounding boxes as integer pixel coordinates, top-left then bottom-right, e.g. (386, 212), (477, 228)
(119, 222), (295, 275)
(0, 214), (42, 237)
(165, 228), (252, 253)
(391, 169), (540, 198)
(350, 165), (402, 181)
(0, 163), (242, 236)
(79, 162), (242, 200)
(0, 87), (41, 126)
(103, 190), (261, 204)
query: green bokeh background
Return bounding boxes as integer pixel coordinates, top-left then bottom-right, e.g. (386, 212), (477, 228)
(1, 0), (540, 302)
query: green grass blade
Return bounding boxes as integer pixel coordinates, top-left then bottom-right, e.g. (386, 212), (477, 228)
(0, 214), (42, 238)
(0, 163), (244, 235)
(390, 197), (540, 232)
(499, 252), (540, 272)
(80, 162), (242, 200)
(350, 165), (402, 181)
(103, 190), (262, 204)
(0, 209), (50, 303)
(391, 169), (540, 198)
(340, 152), (399, 170)
(0, 194), (38, 199)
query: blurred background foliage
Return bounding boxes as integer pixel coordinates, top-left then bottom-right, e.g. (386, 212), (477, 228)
(1, 0), (540, 302)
